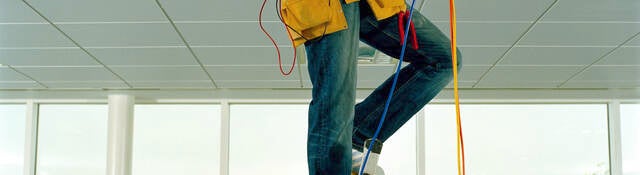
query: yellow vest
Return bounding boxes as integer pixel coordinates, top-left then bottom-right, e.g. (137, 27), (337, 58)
(280, 0), (406, 47)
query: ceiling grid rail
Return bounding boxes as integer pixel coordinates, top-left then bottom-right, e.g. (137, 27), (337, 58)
(21, 0), (134, 88)
(471, 0), (559, 88)
(557, 32), (640, 88)
(5, 65), (49, 88)
(154, 0), (219, 88)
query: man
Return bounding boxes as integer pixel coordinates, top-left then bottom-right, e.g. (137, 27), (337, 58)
(280, 0), (461, 174)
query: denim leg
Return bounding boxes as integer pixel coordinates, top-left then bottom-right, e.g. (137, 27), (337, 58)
(305, 1), (360, 174)
(352, 1), (463, 151)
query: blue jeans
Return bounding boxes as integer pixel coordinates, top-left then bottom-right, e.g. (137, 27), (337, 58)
(305, 1), (462, 174)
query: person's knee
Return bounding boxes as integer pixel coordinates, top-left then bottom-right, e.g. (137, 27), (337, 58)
(455, 48), (463, 71)
(429, 46), (461, 71)
(443, 46), (463, 70)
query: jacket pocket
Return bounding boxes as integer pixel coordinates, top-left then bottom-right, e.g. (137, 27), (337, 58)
(281, 0), (332, 31)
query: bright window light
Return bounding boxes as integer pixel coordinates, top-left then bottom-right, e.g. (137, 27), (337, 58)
(229, 104), (308, 175)
(378, 117), (417, 175)
(425, 104), (609, 175)
(621, 104), (640, 175)
(0, 104), (26, 175)
(37, 105), (108, 175)
(132, 104), (221, 175)
(229, 104), (418, 175)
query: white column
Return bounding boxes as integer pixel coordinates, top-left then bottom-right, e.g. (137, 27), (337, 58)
(220, 100), (230, 175)
(416, 109), (426, 175)
(107, 95), (135, 175)
(23, 101), (39, 175)
(608, 101), (623, 175)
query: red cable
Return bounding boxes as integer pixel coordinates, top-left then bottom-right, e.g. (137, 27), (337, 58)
(259, 0), (296, 76)
(398, 11), (405, 45)
(409, 20), (418, 50)
(398, 12), (419, 50)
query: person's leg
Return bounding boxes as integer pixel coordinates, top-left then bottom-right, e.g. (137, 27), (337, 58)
(352, 1), (463, 151)
(305, 1), (360, 174)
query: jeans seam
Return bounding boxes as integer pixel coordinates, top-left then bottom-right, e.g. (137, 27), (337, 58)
(378, 70), (420, 129)
(365, 18), (401, 44)
(357, 70), (420, 138)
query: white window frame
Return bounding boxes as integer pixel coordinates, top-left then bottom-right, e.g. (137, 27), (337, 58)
(0, 98), (633, 175)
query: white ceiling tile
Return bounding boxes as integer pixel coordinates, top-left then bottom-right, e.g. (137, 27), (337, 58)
(476, 81), (562, 88)
(57, 23), (183, 47)
(193, 47), (295, 66)
(129, 81), (213, 88)
(0, 67), (30, 81)
(88, 47), (198, 66)
(357, 80), (387, 88)
(216, 80), (300, 88)
(500, 47), (611, 66)
(25, 0), (164, 22)
(0, 81), (43, 89)
(157, 0), (280, 21)
(177, 22), (289, 46)
(542, 0), (640, 21)
(596, 47), (639, 66)
(15, 67), (121, 81)
(458, 65), (490, 81)
(41, 81), (128, 88)
(0, 48), (97, 66)
(110, 66), (210, 81)
(206, 65), (300, 81)
(422, 0), (554, 21)
(571, 66), (640, 81)
(0, 0), (44, 23)
(182, 22), (526, 52)
(433, 22), (530, 45)
(0, 0), (636, 91)
(520, 23), (639, 46)
(459, 47), (508, 66)
(444, 81), (477, 88)
(628, 36), (640, 46)
(301, 64), (482, 88)
(300, 65), (311, 88)
(563, 81), (640, 88)
(479, 66), (582, 83)
(358, 65), (395, 80)
(355, 65), (395, 88)
(0, 24), (73, 47)
(302, 80), (311, 88)
(414, 0), (426, 10)
(302, 72), (375, 89)
(306, 78), (476, 89)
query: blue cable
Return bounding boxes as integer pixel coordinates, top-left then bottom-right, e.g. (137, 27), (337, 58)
(358, 0), (419, 174)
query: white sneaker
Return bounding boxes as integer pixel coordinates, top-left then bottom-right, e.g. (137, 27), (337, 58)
(351, 150), (385, 175)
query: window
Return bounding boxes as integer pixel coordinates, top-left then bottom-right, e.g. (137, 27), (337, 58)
(37, 105), (108, 175)
(621, 104), (640, 175)
(378, 117), (417, 175)
(229, 104), (417, 175)
(132, 104), (221, 175)
(229, 104), (308, 175)
(425, 104), (609, 175)
(0, 104), (26, 175)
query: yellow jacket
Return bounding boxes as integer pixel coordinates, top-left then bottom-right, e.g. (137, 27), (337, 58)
(281, 0), (407, 47)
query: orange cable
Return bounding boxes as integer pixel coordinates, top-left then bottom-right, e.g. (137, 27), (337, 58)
(449, 0), (465, 174)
